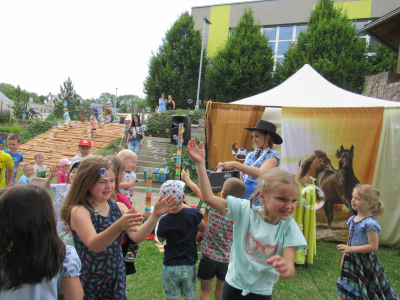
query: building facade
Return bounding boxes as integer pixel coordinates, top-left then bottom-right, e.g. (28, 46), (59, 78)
(192, 0), (399, 66)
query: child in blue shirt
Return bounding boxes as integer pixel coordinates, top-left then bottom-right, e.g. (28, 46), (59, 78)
(188, 139), (307, 299)
(19, 164), (34, 183)
(4, 134), (23, 185)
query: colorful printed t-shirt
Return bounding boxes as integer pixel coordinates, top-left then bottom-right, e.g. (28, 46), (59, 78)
(4, 150), (23, 183)
(119, 171), (136, 198)
(224, 196), (307, 296)
(0, 151), (14, 188)
(201, 204), (233, 263)
(32, 164), (47, 185)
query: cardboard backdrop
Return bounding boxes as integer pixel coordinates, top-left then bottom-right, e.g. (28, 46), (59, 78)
(206, 101), (265, 169)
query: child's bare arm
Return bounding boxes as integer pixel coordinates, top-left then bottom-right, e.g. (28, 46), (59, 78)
(6, 167), (14, 187)
(119, 178), (136, 189)
(187, 139), (228, 214)
(267, 246), (296, 279)
(13, 163), (21, 183)
(61, 276), (84, 300)
(181, 169), (202, 199)
(71, 205), (142, 253)
(197, 219), (206, 233)
(126, 194), (176, 244)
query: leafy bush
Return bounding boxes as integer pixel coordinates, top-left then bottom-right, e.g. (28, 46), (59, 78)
(20, 120), (54, 143)
(144, 109), (204, 138)
(166, 140), (200, 195)
(0, 125), (10, 133)
(10, 124), (23, 134)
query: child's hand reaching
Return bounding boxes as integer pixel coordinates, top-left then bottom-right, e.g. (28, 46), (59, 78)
(181, 169), (190, 181)
(49, 165), (61, 177)
(152, 194), (176, 217)
(266, 255), (291, 278)
(118, 207), (144, 232)
(187, 139), (205, 164)
(337, 244), (352, 253)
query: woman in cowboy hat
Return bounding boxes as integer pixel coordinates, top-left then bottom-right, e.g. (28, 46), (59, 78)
(220, 120), (282, 205)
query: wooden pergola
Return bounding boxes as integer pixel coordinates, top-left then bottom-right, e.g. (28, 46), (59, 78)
(361, 7), (400, 72)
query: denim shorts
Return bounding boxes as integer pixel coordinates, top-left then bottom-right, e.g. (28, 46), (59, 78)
(197, 255), (228, 282)
(162, 265), (196, 299)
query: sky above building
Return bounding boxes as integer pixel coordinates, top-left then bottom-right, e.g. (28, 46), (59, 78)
(1, 0), (254, 100)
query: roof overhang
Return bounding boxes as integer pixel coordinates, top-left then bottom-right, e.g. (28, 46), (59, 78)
(360, 7), (400, 53)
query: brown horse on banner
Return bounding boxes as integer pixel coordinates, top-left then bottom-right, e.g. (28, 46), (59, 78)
(299, 150), (334, 184)
(317, 145), (359, 225)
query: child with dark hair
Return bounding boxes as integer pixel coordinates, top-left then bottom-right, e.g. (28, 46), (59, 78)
(0, 184), (83, 299)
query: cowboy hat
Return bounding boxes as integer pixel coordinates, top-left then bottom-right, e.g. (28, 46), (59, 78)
(245, 120), (283, 145)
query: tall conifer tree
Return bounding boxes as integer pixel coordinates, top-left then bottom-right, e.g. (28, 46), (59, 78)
(205, 7), (274, 102)
(274, 0), (369, 94)
(144, 12), (206, 109)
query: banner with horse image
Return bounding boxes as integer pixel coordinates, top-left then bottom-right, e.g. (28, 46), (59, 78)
(280, 107), (384, 242)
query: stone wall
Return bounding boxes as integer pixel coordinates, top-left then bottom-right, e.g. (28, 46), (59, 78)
(365, 72), (400, 102)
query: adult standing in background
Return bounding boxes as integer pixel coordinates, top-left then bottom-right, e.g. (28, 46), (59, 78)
(219, 120), (282, 205)
(166, 95), (175, 110)
(125, 114), (145, 157)
(155, 93), (167, 112)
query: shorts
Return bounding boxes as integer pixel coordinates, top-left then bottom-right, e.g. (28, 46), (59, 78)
(91, 128), (96, 131)
(197, 255), (228, 282)
(162, 265), (196, 299)
(222, 282), (271, 300)
(64, 119), (70, 125)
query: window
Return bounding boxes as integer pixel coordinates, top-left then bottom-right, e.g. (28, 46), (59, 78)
(7, 105), (11, 110)
(262, 24), (307, 70)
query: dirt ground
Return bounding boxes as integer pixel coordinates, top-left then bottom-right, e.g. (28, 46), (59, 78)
(315, 204), (352, 243)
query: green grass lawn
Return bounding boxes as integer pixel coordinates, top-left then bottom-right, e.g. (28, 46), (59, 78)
(127, 240), (400, 300)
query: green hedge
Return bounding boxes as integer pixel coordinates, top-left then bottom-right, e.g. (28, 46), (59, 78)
(0, 124), (23, 134)
(144, 109), (204, 138)
(20, 120), (55, 144)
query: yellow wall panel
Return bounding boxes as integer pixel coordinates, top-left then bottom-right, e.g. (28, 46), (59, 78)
(335, 0), (372, 19)
(208, 5), (231, 57)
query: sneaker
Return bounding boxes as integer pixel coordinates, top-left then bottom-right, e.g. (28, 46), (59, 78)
(64, 129), (69, 131)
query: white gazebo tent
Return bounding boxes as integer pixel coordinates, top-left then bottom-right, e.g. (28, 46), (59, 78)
(231, 64), (400, 247)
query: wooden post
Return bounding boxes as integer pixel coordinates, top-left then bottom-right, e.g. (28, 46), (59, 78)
(113, 143), (118, 155)
(134, 104), (138, 115)
(141, 109), (146, 123)
(81, 108), (86, 122)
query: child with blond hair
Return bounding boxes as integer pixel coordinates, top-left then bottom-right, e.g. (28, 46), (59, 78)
(117, 149), (137, 199)
(31, 152), (47, 185)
